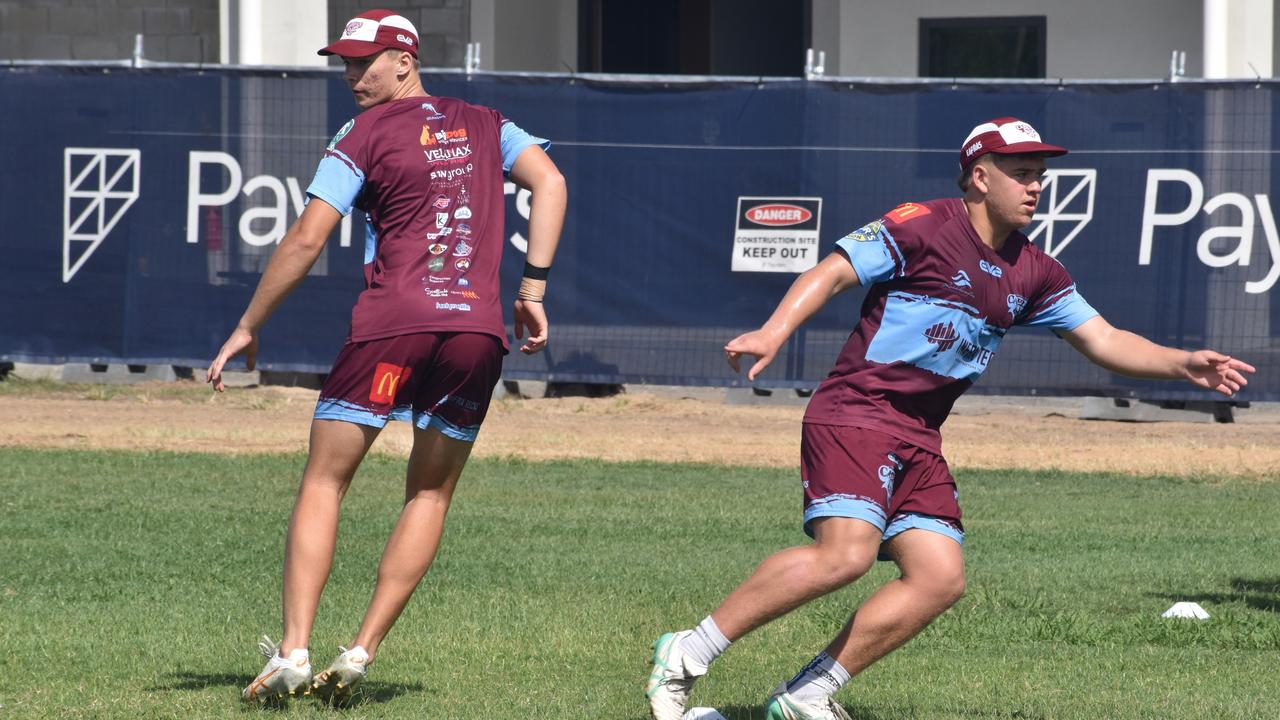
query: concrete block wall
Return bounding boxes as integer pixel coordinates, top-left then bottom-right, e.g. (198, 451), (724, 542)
(326, 0), (470, 69)
(0, 0), (220, 63)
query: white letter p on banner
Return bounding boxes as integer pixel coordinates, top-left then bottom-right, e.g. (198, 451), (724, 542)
(1139, 169), (1203, 265)
(187, 151), (243, 244)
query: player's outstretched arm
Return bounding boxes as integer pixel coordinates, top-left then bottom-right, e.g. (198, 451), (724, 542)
(508, 145), (567, 355)
(206, 199), (342, 392)
(726, 252), (861, 381)
(1060, 316), (1256, 397)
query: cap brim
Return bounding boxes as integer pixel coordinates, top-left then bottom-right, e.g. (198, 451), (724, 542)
(318, 39), (388, 57)
(991, 142), (1069, 158)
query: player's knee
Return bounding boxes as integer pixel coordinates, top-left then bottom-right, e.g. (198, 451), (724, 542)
(918, 567), (966, 609)
(815, 544), (877, 588)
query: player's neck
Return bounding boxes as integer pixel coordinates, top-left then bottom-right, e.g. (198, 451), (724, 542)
(389, 77), (428, 103)
(963, 198), (1012, 251)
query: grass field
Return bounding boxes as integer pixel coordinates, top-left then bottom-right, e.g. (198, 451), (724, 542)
(1, 448), (1278, 719)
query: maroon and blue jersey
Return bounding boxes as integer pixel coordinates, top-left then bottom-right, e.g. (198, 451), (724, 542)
(305, 96), (548, 348)
(803, 197), (1098, 454)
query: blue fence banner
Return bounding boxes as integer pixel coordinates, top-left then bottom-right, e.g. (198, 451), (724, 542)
(2, 65), (1277, 401)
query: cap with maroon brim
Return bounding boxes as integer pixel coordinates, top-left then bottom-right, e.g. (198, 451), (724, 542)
(959, 117), (1068, 169)
(319, 9), (419, 58)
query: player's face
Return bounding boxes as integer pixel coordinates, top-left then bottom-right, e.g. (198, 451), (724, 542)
(983, 155), (1047, 229)
(342, 50), (400, 109)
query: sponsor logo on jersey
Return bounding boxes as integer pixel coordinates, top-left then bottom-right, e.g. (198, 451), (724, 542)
(425, 288), (450, 297)
(454, 206), (472, 220)
(846, 220), (883, 243)
(923, 321), (960, 354)
(428, 256), (445, 272)
(426, 275), (451, 283)
(451, 289), (480, 299)
(454, 258), (471, 271)
(452, 239), (473, 257)
(458, 277), (470, 286)
(1007, 293), (1027, 318)
(979, 259), (1003, 278)
(431, 194), (451, 210)
(885, 202), (931, 224)
(428, 243), (447, 255)
(456, 223), (472, 236)
(423, 144), (472, 163)
(427, 227), (453, 241)
(458, 185), (471, 205)
(327, 119), (354, 150)
(435, 302), (471, 312)
(422, 102), (445, 120)
(436, 212), (449, 228)
(950, 270), (972, 289)
(744, 203), (812, 227)
(369, 362), (410, 404)
(430, 163), (473, 181)
(420, 126), (469, 146)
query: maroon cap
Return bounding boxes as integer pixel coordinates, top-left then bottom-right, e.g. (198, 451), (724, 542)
(319, 9), (419, 58)
(959, 117), (1068, 169)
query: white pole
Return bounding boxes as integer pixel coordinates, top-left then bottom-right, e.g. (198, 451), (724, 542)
(1203, 0), (1228, 78)
(239, 0), (263, 65)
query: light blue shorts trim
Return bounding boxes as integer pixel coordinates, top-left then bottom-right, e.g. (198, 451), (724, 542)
(803, 495), (964, 550)
(314, 398), (480, 442)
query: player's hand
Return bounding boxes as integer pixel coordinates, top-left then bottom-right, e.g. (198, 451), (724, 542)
(1183, 350), (1255, 397)
(513, 299), (548, 355)
(725, 328), (785, 381)
(206, 326), (259, 393)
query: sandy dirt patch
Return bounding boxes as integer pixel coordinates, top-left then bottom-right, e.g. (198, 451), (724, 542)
(1, 381), (1276, 479)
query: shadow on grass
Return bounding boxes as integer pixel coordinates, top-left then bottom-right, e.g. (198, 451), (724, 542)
(712, 703), (882, 720)
(147, 671), (426, 706)
(1164, 576), (1280, 613)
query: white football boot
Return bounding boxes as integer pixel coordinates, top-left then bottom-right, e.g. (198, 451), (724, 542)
(764, 682), (853, 720)
(312, 645), (370, 706)
(645, 631), (708, 720)
(241, 636), (311, 703)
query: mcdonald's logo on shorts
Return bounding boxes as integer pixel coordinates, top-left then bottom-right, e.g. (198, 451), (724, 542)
(369, 362), (410, 404)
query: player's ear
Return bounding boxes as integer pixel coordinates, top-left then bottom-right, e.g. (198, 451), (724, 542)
(394, 50), (415, 77)
(971, 159), (992, 194)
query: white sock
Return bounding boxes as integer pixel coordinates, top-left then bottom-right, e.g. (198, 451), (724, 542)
(679, 616), (732, 670)
(785, 652), (850, 703)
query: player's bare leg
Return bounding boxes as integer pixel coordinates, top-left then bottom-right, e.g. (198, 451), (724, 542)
(279, 419), (381, 655)
(647, 518), (881, 720)
(711, 517), (884, 639)
(824, 528), (965, 675)
(351, 426), (470, 655)
(763, 529), (964, 719)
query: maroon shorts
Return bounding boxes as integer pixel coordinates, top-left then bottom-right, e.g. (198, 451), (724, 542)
(801, 423), (964, 548)
(314, 332), (503, 442)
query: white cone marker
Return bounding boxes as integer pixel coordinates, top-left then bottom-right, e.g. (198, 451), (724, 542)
(1161, 601), (1210, 619)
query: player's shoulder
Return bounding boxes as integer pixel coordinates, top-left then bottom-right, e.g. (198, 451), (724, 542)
(426, 95), (504, 123)
(879, 197), (960, 238)
(325, 100), (401, 151)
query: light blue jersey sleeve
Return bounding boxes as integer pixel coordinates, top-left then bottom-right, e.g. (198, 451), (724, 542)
(500, 120), (550, 174)
(834, 219), (907, 286)
(305, 147), (365, 217)
(1020, 284), (1099, 331)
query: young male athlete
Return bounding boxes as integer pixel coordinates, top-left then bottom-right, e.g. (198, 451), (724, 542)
(646, 117), (1255, 720)
(205, 9), (567, 704)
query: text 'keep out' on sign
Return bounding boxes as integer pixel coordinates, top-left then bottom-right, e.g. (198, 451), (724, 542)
(732, 196), (823, 273)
